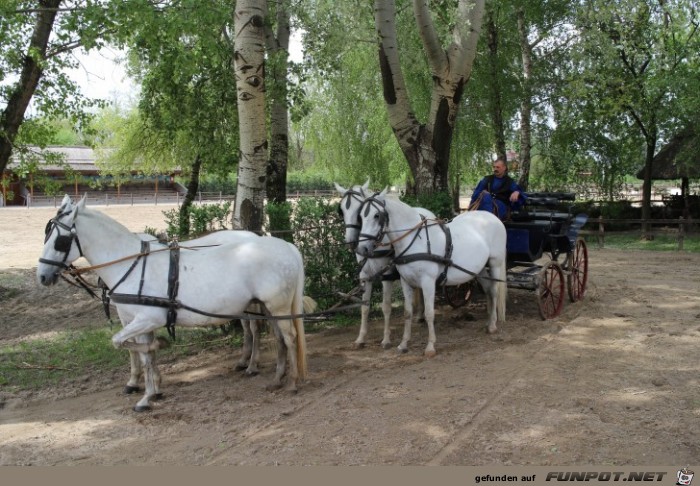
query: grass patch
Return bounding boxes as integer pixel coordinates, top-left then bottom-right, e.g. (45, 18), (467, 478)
(588, 233), (700, 252)
(0, 325), (243, 393)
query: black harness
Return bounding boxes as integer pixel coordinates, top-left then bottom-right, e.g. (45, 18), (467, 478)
(358, 196), (505, 284)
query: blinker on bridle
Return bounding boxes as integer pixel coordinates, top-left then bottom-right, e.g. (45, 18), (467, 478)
(39, 213), (84, 270)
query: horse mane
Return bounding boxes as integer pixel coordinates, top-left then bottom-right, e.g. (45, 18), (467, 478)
(78, 206), (141, 243)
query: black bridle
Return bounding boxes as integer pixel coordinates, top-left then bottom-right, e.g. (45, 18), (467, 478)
(39, 211), (84, 270)
(357, 196), (390, 246)
(337, 188), (373, 250)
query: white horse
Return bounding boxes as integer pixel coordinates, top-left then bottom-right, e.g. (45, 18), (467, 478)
(355, 190), (507, 357)
(58, 196), (268, 394)
(37, 196), (308, 411)
(334, 181), (435, 349)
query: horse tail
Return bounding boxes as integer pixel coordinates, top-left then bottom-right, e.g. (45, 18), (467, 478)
(293, 254), (308, 382)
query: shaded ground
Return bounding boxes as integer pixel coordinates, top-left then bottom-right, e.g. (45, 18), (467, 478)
(1, 205), (699, 465)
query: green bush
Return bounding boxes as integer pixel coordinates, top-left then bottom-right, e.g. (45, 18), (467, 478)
(291, 197), (357, 309)
(161, 201), (233, 239)
(400, 190), (454, 219)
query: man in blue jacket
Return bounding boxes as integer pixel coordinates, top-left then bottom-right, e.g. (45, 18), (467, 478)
(469, 156), (526, 220)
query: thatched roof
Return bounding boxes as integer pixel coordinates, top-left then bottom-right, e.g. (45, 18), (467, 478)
(636, 128), (700, 180)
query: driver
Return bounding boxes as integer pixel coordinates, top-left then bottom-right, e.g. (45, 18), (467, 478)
(469, 156), (526, 220)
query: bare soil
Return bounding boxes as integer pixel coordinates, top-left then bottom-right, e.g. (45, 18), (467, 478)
(1, 204), (699, 465)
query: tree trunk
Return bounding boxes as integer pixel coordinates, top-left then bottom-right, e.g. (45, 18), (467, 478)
(375, 0), (485, 196)
(516, 7), (533, 191)
(179, 154), (202, 237)
(0, 0), (62, 175)
(485, 7), (507, 162)
(233, 0), (268, 232)
(641, 137), (656, 239)
(265, 0), (290, 206)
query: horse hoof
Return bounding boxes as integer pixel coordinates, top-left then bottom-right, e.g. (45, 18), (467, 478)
(381, 342), (392, 350)
(265, 383), (283, 392)
(234, 363), (248, 371)
(133, 404), (152, 412)
(153, 393), (165, 401)
(123, 385), (140, 395)
(424, 349), (437, 359)
(244, 370), (259, 377)
(397, 347), (409, 354)
(352, 342), (366, 349)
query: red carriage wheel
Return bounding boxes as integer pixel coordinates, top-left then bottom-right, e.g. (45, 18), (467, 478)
(537, 261), (565, 320)
(567, 238), (589, 302)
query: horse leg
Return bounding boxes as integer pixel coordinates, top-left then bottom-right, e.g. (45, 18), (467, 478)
(133, 333), (163, 412)
(479, 273), (498, 333)
(235, 319), (254, 371)
(397, 280), (414, 354)
(353, 279), (372, 349)
(245, 319), (261, 376)
(266, 320), (287, 391)
(112, 316), (170, 411)
(421, 284), (438, 358)
(483, 256), (508, 334)
(413, 287), (425, 323)
(380, 280), (393, 349)
(124, 350), (142, 394)
(276, 318), (300, 393)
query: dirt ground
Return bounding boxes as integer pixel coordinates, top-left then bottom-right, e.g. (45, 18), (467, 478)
(1, 203), (699, 466)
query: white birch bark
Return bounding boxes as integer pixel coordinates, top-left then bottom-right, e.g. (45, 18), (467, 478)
(233, 0), (268, 231)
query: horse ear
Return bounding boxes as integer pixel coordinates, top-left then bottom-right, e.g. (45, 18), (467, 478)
(333, 182), (347, 195)
(378, 187), (389, 198)
(75, 195), (87, 212)
(60, 194), (72, 210)
(362, 178), (370, 191)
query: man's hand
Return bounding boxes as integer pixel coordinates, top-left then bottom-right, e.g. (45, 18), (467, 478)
(510, 191), (520, 203)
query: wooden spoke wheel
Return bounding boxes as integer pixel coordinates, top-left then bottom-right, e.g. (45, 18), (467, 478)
(567, 238), (589, 302)
(443, 281), (473, 309)
(537, 261), (565, 320)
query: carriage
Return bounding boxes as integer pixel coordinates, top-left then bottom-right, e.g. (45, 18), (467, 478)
(503, 192), (589, 319)
(445, 192), (589, 320)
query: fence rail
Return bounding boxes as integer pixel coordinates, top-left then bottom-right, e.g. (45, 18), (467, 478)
(580, 216), (696, 251)
(18, 190), (338, 208)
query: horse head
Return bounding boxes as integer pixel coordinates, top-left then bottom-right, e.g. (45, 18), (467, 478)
(334, 179), (370, 249)
(37, 195), (86, 286)
(356, 188), (390, 257)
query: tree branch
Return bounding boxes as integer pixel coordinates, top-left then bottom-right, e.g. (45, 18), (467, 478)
(413, 0), (447, 74)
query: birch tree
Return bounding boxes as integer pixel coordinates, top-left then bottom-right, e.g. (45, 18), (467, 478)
(374, 0), (485, 195)
(233, 0), (268, 231)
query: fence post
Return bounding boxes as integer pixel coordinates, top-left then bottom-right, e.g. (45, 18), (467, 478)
(597, 215), (605, 249)
(678, 217), (685, 251)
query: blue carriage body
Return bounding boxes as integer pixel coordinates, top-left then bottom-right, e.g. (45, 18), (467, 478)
(503, 193), (588, 264)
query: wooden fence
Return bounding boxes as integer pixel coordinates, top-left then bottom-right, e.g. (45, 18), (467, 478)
(22, 190), (337, 208)
(580, 216), (696, 251)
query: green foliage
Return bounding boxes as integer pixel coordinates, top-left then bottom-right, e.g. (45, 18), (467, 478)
(0, 326), (241, 392)
(266, 201), (293, 242)
(161, 201), (233, 239)
(601, 233), (700, 253)
(400, 190), (455, 220)
(290, 197), (356, 308)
